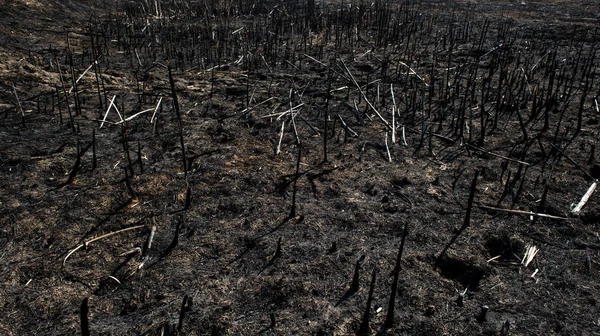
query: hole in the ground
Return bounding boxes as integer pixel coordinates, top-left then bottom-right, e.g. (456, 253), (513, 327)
(485, 235), (525, 261)
(437, 256), (487, 290)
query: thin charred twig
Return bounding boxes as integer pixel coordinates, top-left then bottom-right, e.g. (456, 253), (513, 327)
(137, 141), (143, 174)
(438, 170), (479, 261)
(11, 82), (25, 126)
(467, 144), (531, 166)
(124, 167), (137, 198)
(177, 295), (192, 332)
(350, 257), (362, 293)
(549, 143), (594, 180)
(61, 141), (93, 187)
(92, 128), (97, 170)
(403, 124), (454, 144)
(258, 237), (282, 275)
(56, 56), (75, 131)
(168, 65), (187, 177)
(476, 305), (489, 323)
(585, 251), (592, 275)
(501, 320), (511, 336)
(183, 182), (192, 210)
(290, 144), (302, 218)
(357, 268), (377, 336)
(384, 223), (409, 328)
(121, 119), (134, 177)
(153, 221), (182, 264)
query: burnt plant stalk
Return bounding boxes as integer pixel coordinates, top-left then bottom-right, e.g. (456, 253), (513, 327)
(137, 141), (143, 174)
(438, 169), (479, 261)
(357, 268), (377, 336)
(80, 297), (90, 336)
(290, 144), (302, 218)
(61, 140), (92, 187)
(168, 65), (187, 177)
(92, 128), (97, 170)
(178, 295), (192, 332)
(350, 258), (361, 294)
(384, 223), (409, 328)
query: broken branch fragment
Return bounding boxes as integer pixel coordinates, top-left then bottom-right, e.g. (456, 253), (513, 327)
(572, 181), (597, 215)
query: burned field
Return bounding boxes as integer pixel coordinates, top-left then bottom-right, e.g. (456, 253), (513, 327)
(1, 0), (599, 334)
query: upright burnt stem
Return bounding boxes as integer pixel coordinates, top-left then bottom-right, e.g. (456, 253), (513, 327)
(168, 65), (187, 177)
(290, 144), (302, 218)
(358, 268), (377, 336)
(350, 258), (361, 293)
(137, 141), (143, 174)
(80, 297), (90, 336)
(177, 295), (192, 332)
(92, 128), (97, 170)
(438, 170), (479, 261)
(384, 223), (409, 328)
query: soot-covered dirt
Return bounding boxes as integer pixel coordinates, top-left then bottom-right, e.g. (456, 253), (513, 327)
(1, 0), (599, 335)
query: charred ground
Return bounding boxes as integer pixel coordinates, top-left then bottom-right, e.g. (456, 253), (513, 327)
(1, 0), (599, 335)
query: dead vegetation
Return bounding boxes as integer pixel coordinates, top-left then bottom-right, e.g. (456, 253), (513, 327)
(1, 0), (599, 335)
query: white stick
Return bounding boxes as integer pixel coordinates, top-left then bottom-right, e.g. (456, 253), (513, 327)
(150, 97), (163, 123)
(134, 49), (142, 67)
(261, 103), (304, 119)
(117, 108), (154, 122)
(291, 112), (300, 145)
(110, 97), (124, 123)
(341, 60), (391, 130)
(147, 225), (156, 252)
(63, 225), (146, 267)
(276, 121), (285, 155)
(100, 95), (117, 128)
(479, 204), (572, 220)
(396, 60), (429, 87)
(238, 97), (275, 116)
(385, 132), (392, 163)
(69, 61), (96, 93)
(391, 84), (396, 144)
(11, 82), (24, 117)
(231, 27), (244, 35)
(522, 245), (539, 268)
(572, 181), (598, 215)
(337, 114), (358, 137)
